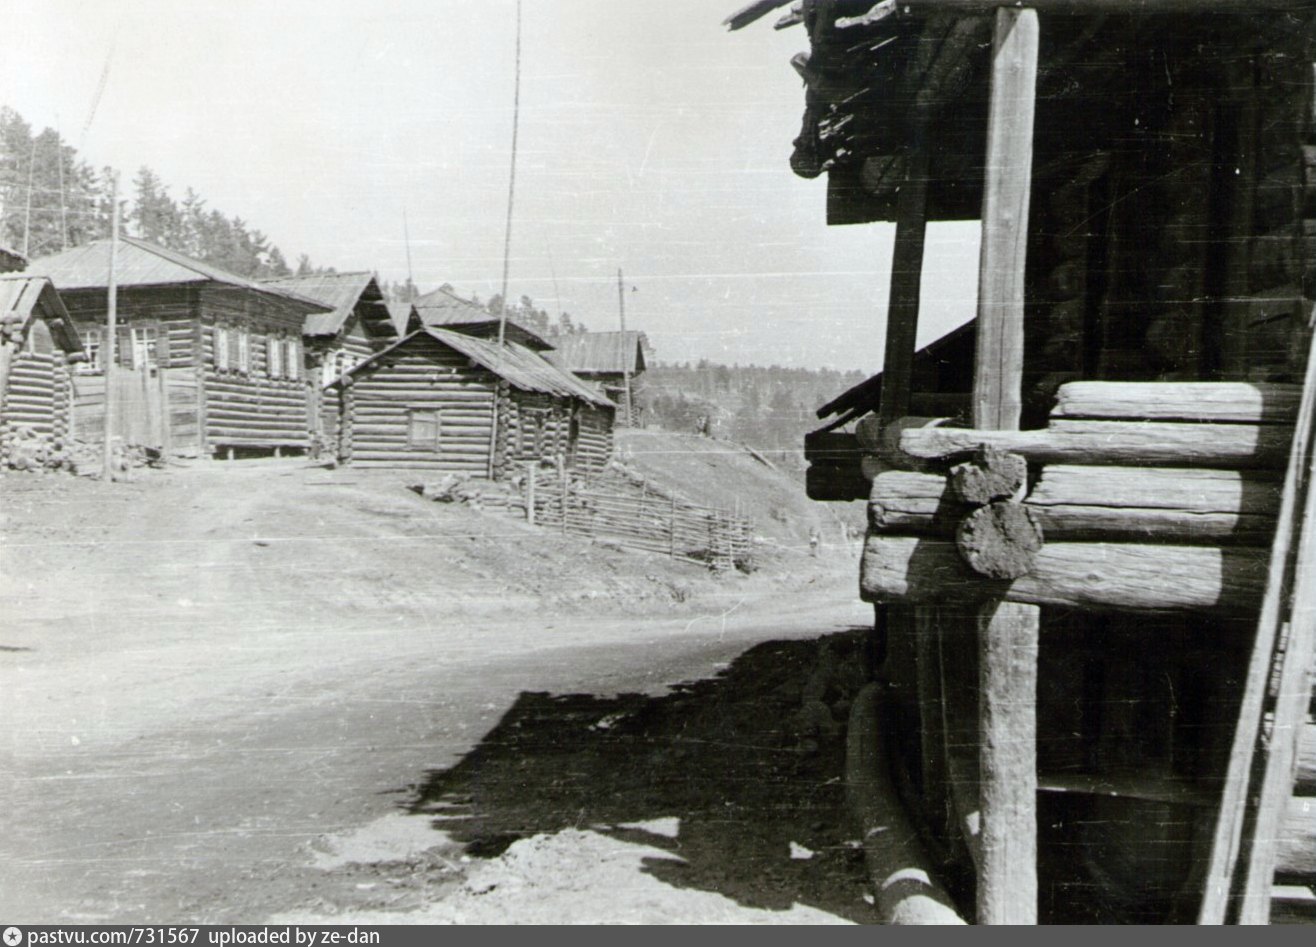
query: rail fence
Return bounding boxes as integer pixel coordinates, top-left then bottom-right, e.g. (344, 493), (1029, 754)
(524, 466), (752, 570)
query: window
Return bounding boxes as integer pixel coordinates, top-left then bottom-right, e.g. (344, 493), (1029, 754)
(406, 408), (442, 450)
(285, 339), (301, 380)
(130, 325), (158, 369)
(237, 330), (250, 374)
(268, 337), (283, 379)
(214, 327), (230, 370)
(79, 328), (103, 373)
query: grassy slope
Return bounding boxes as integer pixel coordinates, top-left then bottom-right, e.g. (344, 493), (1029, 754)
(615, 428), (865, 550)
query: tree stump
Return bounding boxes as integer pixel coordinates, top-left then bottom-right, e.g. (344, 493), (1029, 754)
(956, 500), (1043, 579)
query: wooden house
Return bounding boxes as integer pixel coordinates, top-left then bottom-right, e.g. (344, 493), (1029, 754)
(260, 271), (400, 450)
(0, 246), (26, 275)
(412, 286), (555, 351)
(548, 330), (649, 425)
(328, 327), (615, 476)
(29, 238), (333, 458)
(0, 275), (83, 469)
(732, 0), (1316, 925)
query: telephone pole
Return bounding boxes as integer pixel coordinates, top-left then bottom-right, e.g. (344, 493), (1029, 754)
(617, 268), (632, 426)
(102, 174), (120, 481)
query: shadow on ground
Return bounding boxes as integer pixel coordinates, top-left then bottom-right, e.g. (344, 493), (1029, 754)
(405, 629), (877, 922)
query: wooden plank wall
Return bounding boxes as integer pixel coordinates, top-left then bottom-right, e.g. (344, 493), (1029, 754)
(342, 334), (496, 470)
(72, 369), (200, 450)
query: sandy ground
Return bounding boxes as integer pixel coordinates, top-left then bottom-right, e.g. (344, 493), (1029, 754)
(1, 460), (877, 924)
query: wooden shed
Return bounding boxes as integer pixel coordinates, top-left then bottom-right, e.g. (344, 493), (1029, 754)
(548, 330), (649, 425)
(0, 275), (83, 469)
(732, 0), (1316, 926)
(0, 246), (27, 275)
(329, 327), (615, 476)
(29, 238), (332, 458)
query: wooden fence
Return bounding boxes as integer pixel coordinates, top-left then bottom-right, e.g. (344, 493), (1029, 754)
(524, 466), (752, 570)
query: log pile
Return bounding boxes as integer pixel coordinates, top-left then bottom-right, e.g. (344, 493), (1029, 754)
(860, 381), (1297, 614)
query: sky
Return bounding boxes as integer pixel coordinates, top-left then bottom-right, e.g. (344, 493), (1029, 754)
(0, 0), (980, 372)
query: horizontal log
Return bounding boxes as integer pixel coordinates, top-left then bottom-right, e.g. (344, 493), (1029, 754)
(1024, 465), (1282, 542)
(860, 536), (1267, 614)
(900, 420), (1292, 469)
(869, 470), (962, 532)
(1052, 382), (1301, 423)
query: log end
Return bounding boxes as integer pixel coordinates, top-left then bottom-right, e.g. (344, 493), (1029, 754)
(956, 501), (1043, 580)
(949, 446), (1027, 505)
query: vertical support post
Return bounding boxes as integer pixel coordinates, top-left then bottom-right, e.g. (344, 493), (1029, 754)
(102, 175), (119, 482)
(558, 453), (567, 534)
(157, 363), (172, 458)
(878, 115), (931, 432)
(972, 7), (1040, 926)
(974, 8), (1039, 433)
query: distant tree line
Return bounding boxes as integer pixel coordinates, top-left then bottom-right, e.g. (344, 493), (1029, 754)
(0, 106), (318, 278)
(641, 361), (869, 473)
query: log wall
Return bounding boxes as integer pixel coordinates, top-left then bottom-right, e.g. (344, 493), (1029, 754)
(340, 333), (497, 471)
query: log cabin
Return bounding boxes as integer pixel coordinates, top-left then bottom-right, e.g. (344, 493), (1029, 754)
(260, 271), (399, 451)
(731, 0), (1316, 925)
(328, 326), (615, 476)
(29, 238), (333, 458)
(412, 285), (555, 351)
(0, 246), (26, 274)
(0, 275), (83, 470)
(547, 330), (648, 425)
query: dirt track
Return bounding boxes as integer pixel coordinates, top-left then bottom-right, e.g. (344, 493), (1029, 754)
(1, 462), (875, 923)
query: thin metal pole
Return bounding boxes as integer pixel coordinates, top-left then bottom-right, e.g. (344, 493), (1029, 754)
(617, 268), (632, 426)
(496, 0), (523, 348)
(102, 174), (120, 481)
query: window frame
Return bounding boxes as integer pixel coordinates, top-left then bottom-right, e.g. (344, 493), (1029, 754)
(405, 406), (442, 451)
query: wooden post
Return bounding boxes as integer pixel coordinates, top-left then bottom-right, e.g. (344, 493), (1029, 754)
(526, 461), (536, 525)
(102, 177), (120, 482)
(558, 454), (567, 534)
(156, 365), (171, 458)
(972, 7), (1041, 926)
(617, 268), (633, 426)
(669, 495), (677, 559)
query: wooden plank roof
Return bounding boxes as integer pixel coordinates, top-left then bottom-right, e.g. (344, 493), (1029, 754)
(547, 330), (647, 375)
(28, 238), (333, 312)
(261, 271), (392, 338)
(0, 275), (83, 355)
(386, 300), (421, 336)
(334, 327), (615, 408)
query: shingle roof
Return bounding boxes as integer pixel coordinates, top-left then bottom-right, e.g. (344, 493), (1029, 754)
(0, 275), (82, 355)
(547, 331), (647, 375)
(412, 286), (553, 350)
(337, 328), (614, 408)
(28, 238), (332, 312)
(260, 271), (391, 337)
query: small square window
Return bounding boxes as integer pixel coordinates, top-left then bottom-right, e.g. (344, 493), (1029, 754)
(406, 408), (442, 450)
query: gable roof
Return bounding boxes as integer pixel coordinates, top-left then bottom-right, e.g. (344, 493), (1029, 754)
(412, 286), (554, 351)
(0, 275), (83, 355)
(336, 327), (614, 408)
(386, 300), (421, 336)
(548, 330), (647, 375)
(260, 271), (393, 338)
(28, 238), (332, 311)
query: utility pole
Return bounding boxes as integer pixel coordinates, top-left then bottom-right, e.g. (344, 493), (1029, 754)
(496, 0), (523, 349)
(402, 207), (415, 300)
(102, 174), (120, 482)
(57, 116), (69, 251)
(22, 138), (37, 257)
(616, 268), (632, 426)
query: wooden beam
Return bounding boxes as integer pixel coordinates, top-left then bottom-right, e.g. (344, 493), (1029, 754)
(899, 420), (1293, 469)
(1051, 382), (1302, 424)
(970, 8), (1040, 926)
(972, 8), (1038, 433)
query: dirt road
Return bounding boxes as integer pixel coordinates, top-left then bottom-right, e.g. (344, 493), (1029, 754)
(1, 462), (874, 924)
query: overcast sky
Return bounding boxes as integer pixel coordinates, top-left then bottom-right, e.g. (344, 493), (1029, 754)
(1, 0), (979, 371)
